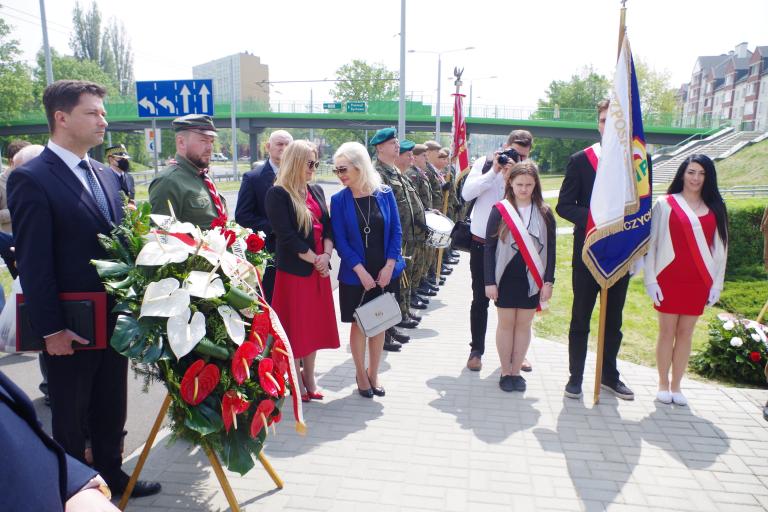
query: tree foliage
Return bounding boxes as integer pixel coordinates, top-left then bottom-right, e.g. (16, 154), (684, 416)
(34, 48), (120, 99)
(105, 18), (134, 96)
(0, 12), (34, 123)
(330, 60), (399, 102)
(633, 57), (677, 119)
(70, 1), (115, 77)
(534, 67), (610, 172)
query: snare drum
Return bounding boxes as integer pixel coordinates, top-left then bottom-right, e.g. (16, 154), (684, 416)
(425, 211), (455, 248)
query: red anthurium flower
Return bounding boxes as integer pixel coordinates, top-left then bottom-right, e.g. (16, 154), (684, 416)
(210, 215), (227, 229)
(258, 358), (281, 397)
(249, 309), (271, 349)
(221, 390), (250, 433)
(749, 351), (762, 362)
(246, 233), (265, 253)
(231, 342), (261, 385)
(249, 399), (276, 438)
(270, 338), (290, 370)
(180, 360), (220, 406)
(221, 229), (237, 247)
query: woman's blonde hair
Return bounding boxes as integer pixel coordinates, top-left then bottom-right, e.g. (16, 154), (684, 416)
(275, 140), (317, 236)
(333, 142), (383, 195)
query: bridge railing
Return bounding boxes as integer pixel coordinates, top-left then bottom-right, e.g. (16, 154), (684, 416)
(3, 97), (729, 130)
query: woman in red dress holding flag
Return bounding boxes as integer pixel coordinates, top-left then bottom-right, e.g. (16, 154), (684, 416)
(484, 161), (556, 392)
(645, 154), (728, 406)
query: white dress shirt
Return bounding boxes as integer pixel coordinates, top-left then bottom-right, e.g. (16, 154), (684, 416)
(47, 140), (107, 200)
(461, 155), (506, 239)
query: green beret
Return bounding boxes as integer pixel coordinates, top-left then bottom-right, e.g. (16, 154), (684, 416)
(369, 127), (396, 146)
(105, 144), (130, 159)
(172, 114), (218, 137)
(399, 140), (415, 153)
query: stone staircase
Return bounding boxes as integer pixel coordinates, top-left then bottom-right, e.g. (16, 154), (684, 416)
(652, 130), (763, 185)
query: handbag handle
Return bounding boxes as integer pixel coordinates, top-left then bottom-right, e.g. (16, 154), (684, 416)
(358, 287), (373, 308)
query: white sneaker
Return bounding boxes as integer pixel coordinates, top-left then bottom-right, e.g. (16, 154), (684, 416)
(656, 390), (672, 404)
(671, 392), (688, 406)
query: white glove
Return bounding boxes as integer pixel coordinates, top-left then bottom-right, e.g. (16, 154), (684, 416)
(645, 283), (664, 307)
(707, 288), (721, 306)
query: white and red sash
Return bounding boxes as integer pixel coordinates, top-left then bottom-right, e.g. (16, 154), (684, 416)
(495, 200), (545, 309)
(584, 142), (601, 172)
(666, 194), (715, 289)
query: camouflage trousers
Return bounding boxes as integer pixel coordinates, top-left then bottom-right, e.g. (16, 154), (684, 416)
(398, 239), (428, 316)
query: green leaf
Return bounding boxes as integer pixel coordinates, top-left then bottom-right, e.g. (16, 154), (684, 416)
(105, 275), (133, 291)
(184, 399), (224, 435)
(141, 337), (164, 363)
(220, 423), (261, 475)
(111, 315), (141, 353)
(91, 259), (131, 278)
(112, 301), (133, 314)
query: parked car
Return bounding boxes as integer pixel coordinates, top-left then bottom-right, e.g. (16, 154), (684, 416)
(210, 152), (229, 162)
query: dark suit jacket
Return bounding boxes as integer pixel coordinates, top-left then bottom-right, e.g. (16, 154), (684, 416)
(236, 160), (276, 252)
(0, 370), (97, 511)
(265, 183), (331, 277)
(121, 170), (136, 200)
(7, 147), (124, 338)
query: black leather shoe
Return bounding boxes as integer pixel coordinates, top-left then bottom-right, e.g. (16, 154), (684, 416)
(408, 312), (422, 322)
(383, 335), (402, 351)
(410, 298), (427, 309)
(387, 327), (410, 343)
(439, 277), (446, 285)
(415, 294), (430, 304)
(444, 257), (459, 265)
(112, 480), (162, 498)
(450, 250), (459, 258)
(418, 286), (437, 296)
(441, 266), (452, 276)
(397, 318), (419, 329)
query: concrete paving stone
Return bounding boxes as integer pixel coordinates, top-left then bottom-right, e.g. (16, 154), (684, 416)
(707, 490), (760, 504)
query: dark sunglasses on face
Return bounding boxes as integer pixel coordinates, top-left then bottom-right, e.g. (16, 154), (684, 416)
(332, 166), (350, 176)
(307, 160), (320, 169)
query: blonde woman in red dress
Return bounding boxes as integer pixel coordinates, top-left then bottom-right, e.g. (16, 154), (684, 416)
(265, 140), (340, 402)
(645, 154), (728, 406)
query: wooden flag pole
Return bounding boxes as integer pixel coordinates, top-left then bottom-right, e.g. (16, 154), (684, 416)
(593, 287), (609, 404)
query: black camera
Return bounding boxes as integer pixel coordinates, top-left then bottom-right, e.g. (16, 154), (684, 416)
(497, 147), (521, 166)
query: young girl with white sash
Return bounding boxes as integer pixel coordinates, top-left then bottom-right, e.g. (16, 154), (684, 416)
(645, 154), (728, 406)
(484, 161), (556, 392)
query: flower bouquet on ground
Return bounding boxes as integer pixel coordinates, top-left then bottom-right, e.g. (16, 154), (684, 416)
(92, 203), (305, 475)
(690, 313), (768, 387)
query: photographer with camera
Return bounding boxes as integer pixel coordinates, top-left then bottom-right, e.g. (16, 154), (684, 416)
(461, 130), (533, 372)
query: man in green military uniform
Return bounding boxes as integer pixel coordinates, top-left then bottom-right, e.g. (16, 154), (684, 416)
(149, 114), (227, 227)
(371, 128), (424, 331)
(406, 144), (439, 299)
(424, 140), (452, 282)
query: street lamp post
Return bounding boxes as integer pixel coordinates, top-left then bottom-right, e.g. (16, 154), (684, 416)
(408, 46), (474, 142)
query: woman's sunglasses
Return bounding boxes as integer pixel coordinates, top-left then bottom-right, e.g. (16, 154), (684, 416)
(307, 160), (320, 169)
(332, 166), (350, 176)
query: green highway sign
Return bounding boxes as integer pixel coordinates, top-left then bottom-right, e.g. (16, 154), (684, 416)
(346, 101), (367, 113)
(323, 102), (342, 110)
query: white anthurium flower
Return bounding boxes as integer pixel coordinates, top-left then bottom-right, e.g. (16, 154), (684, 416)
(140, 278), (191, 318)
(752, 333), (762, 342)
(746, 321), (768, 343)
(136, 232), (193, 266)
(220, 251), (255, 281)
(184, 270), (226, 299)
(730, 337), (743, 348)
(196, 229), (229, 266)
(148, 214), (197, 235)
(217, 305), (247, 345)
(722, 320), (735, 331)
(167, 309), (206, 359)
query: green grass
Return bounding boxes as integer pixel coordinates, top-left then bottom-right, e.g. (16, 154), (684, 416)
(716, 139), (768, 187)
(540, 174), (564, 192)
(533, 234), (727, 371)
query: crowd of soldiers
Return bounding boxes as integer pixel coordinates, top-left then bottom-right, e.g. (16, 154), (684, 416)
(369, 128), (466, 351)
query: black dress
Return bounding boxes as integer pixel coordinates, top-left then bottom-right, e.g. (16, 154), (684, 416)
(483, 206), (556, 309)
(339, 196), (400, 322)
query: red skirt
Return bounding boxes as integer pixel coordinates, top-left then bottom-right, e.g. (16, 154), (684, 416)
(271, 269), (340, 359)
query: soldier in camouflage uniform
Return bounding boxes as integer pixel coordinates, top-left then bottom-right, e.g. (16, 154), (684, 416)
(149, 114), (227, 227)
(371, 129), (424, 329)
(407, 144), (439, 298)
(424, 141), (452, 281)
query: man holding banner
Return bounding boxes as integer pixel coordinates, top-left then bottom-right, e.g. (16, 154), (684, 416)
(557, 33), (652, 402)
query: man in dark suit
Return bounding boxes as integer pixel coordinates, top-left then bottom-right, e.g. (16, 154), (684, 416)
(556, 99), (634, 401)
(235, 129), (293, 303)
(105, 144), (135, 206)
(7, 80), (160, 498)
(0, 370), (119, 511)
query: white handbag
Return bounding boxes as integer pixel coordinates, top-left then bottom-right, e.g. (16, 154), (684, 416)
(353, 289), (401, 337)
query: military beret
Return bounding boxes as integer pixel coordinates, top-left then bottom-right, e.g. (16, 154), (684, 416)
(412, 144), (428, 156)
(105, 144), (130, 159)
(424, 140), (442, 151)
(399, 140), (415, 154)
(369, 127), (396, 146)
(172, 114), (218, 137)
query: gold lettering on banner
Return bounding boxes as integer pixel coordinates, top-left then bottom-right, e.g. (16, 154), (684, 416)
(609, 98), (629, 156)
(623, 209), (652, 230)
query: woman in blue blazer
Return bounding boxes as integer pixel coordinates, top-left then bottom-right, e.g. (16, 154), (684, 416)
(331, 142), (405, 398)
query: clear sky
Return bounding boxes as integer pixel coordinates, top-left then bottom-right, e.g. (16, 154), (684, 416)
(3, 0), (767, 110)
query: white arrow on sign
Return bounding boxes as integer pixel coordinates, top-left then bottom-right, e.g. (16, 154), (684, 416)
(179, 85), (191, 113)
(139, 97), (156, 114)
(199, 84), (210, 113)
(158, 96), (175, 114)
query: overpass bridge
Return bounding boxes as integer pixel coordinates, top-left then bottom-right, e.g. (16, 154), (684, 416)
(1, 98), (715, 148)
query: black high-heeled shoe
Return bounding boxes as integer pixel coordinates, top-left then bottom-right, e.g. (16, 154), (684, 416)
(367, 373), (385, 397)
(356, 375), (373, 398)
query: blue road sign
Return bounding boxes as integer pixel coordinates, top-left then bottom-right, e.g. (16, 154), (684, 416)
(135, 79), (214, 118)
